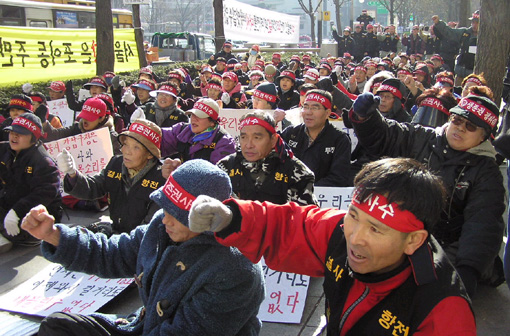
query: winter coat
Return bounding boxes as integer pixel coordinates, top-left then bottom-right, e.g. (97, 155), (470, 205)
(208, 50), (237, 66)
(351, 111), (505, 276)
(0, 142), (62, 238)
(351, 32), (367, 60)
(41, 212), (265, 335)
(222, 82), (247, 109)
(402, 34), (426, 55)
(143, 102), (188, 128)
(161, 122), (235, 163)
(281, 121), (352, 187)
(217, 150), (317, 206)
(277, 88), (300, 111)
(214, 199), (476, 336)
(43, 117), (121, 155)
(332, 30), (355, 56)
(63, 156), (165, 233)
(431, 21), (462, 63)
(433, 21), (477, 70)
(364, 32), (380, 57)
(378, 33), (401, 53)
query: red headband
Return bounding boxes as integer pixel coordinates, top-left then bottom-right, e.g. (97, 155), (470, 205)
(355, 66), (367, 73)
(352, 191), (424, 233)
(436, 76), (454, 86)
(206, 83), (222, 91)
(168, 73), (182, 81)
(30, 96), (44, 103)
(305, 93), (332, 110)
(414, 69), (428, 77)
(158, 84), (178, 96)
(12, 116), (42, 139)
(465, 77), (482, 86)
(420, 97), (449, 115)
(239, 117), (276, 134)
(280, 70), (296, 81)
(377, 84), (403, 100)
(397, 69), (412, 76)
(129, 122), (161, 148)
(371, 82), (382, 91)
(163, 176), (197, 211)
(222, 72), (238, 82)
(457, 98), (498, 129)
(10, 98), (32, 111)
(193, 101), (219, 120)
(253, 89), (277, 103)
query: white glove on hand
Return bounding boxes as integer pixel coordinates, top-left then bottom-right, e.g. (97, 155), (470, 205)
(121, 90), (136, 105)
(56, 149), (76, 175)
(130, 107), (146, 123)
(4, 209), (20, 236)
(22, 83), (33, 95)
(335, 65), (342, 77)
(188, 195), (233, 233)
(221, 92), (231, 105)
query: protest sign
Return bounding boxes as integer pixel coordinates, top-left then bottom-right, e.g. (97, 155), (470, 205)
(257, 258), (309, 323)
(47, 99), (75, 127)
(0, 263), (133, 317)
(314, 186), (354, 210)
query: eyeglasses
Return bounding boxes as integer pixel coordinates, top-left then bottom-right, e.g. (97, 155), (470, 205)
(302, 104), (324, 112)
(449, 114), (479, 132)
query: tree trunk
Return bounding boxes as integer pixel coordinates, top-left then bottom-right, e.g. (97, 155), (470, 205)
(310, 13), (317, 48)
(475, 0), (510, 106)
(96, 0), (114, 75)
(334, 2), (342, 34)
(213, 0), (225, 52)
(132, 4), (147, 68)
(390, 0), (395, 25)
(458, 0), (470, 28)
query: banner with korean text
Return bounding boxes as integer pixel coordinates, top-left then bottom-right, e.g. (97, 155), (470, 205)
(0, 26), (139, 86)
(223, 0), (300, 44)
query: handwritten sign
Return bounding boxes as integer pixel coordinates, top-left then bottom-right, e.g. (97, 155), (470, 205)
(43, 127), (114, 190)
(314, 187), (354, 210)
(47, 99), (75, 127)
(257, 258), (309, 323)
(0, 263), (133, 317)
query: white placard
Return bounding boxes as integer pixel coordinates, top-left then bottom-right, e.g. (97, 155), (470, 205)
(43, 127), (114, 185)
(78, 89), (92, 102)
(47, 99), (75, 127)
(223, 0), (300, 44)
(314, 186), (354, 210)
(0, 263), (133, 317)
(257, 258), (309, 323)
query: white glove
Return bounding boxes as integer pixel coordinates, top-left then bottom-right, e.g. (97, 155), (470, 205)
(188, 195), (233, 233)
(335, 65), (342, 77)
(56, 149), (76, 176)
(4, 209), (20, 236)
(22, 83), (33, 94)
(121, 90), (136, 105)
(221, 92), (231, 105)
(130, 107), (146, 123)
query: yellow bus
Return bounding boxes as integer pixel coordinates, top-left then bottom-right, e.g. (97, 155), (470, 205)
(0, 0), (133, 28)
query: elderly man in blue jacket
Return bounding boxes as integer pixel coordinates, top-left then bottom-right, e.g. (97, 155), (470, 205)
(22, 159), (265, 336)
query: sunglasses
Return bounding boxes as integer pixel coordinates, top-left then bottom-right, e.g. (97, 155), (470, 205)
(449, 114), (479, 132)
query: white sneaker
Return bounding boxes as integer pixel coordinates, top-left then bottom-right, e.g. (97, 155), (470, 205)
(0, 234), (13, 254)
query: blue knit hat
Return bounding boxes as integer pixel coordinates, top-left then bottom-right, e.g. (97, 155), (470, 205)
(149, 159), (232, 227)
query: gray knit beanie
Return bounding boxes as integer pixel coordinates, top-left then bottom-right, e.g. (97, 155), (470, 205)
(150, 159), (232, 226)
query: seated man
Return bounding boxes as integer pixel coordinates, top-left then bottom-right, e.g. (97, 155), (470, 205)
(281, 89), (352, 186)
(189, 158), (476, 335)
(22, 159), (265, 336)
(217, 110), (317, 206)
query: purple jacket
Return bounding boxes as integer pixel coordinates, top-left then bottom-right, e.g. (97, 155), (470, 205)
(161, 122), (236, 164)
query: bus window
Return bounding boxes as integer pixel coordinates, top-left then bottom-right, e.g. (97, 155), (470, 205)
(0, 5), (24, 26)
(29, 20), (49, 28)
(78, 11), (95, 28)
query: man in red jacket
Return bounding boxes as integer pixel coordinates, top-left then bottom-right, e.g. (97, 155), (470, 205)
(188, 157), (475, 336)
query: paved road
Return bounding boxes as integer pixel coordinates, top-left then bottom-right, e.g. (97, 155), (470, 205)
(0, 208), (509, 335)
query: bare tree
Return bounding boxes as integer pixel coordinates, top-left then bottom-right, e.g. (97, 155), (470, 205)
(331, 0), (349, 33)
(96, 0), (114, 75)
(298, 0), (323, 48)
(474, 0), (510, 105)
(213, 0), (225, 52)
(172, 0), (204, 31)
(377, 0), (406, 25)
(395, 0), (412, 27)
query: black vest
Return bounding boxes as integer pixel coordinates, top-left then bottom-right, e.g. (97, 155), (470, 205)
(103, 157), (166, 233)
(323, 219), (471, 336)
(176, 126), (228, 162)
(224, 154), (293, 204)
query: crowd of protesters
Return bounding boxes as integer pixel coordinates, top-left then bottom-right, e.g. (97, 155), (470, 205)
(0, 8), (508, 335)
